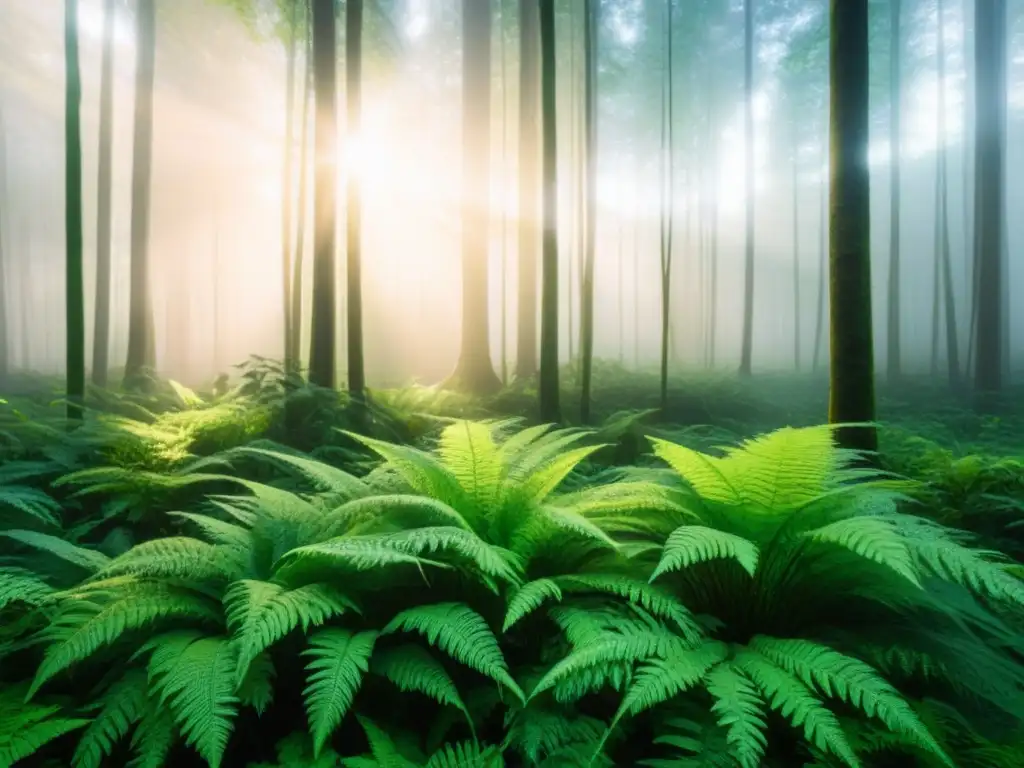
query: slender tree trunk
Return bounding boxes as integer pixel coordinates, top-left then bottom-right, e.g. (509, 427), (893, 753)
(499, 0), (509, 385)
(515, 0), (540, 380)
(617, 160), (624, 366)
(65, 0), (85, 420)
(538, 0), (560, 422)
(971, 0), (1006, 398)
(936, 0), (960, 390)
(124, 0), (156, 389)
(579, 0), (598, 424)
(828, 0), (876, 453)
(567, 10), (577, 368)
(346, 0), (367, 420)
(791, 120), (801, 371)
(633, 163), (639, 370)
(658, 0), (674, 411)
(281, 0), (299, 371)
(708, 124), (719, 369)
(0, 108), (9, 382)
(451, 0), (502, 394)
(308, 0), (338, 389)
(886, 0), (902, 384)
(738, 0), (755, 376)
(291, 24), (313, 374)
(91, 0), (115, 388)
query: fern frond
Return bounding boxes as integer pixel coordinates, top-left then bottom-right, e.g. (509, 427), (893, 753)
(147, 632), (239, 768)
(326, 494), (473, 535)
(804, 517), (921, 586)
(556, 575), (701, 641)
(1, 529), (111, 572)
(71, 669), (150, 768)
(0, 484), (62, 527)
(228, 446), (370, 500)
(438, 420), (505, 510)
(372, 645), (472, 733)
(503, 579), (563, 632)
(0, 567), (54, 610)
(0, 700), (88, 768)
(425, 740), (504, 767)
(344, 432), (467, 507)
(303, 628), (377, 757)
(704, 662), (768, 768)
(125, 699), (176, 768)
(750, 636), (951, 765)
(383, 603), (524, 703)
(224, 579), (355, 684)
(651, 525), (759, 580)
(735, 649), (860, 768)
(95, 537), (238, 582)
(504, 705), (605, 764)
(236, 651), (276, 715)
(647, 437), (743, 506)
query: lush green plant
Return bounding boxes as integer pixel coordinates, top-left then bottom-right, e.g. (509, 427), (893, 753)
(538, 425), (1024, 766)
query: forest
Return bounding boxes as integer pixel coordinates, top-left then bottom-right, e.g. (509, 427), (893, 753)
(0, 0), (1023, 766)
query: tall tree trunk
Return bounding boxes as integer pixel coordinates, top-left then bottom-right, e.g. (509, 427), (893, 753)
(538, 0), (560, 422)
(346, 0), (367, 419)
(451, 0), (501, 394)
(0, 108), (9, 383)
(738, 0), (755, 376)
(828, 0), (876, 453)
(813, 156), (826, 371)
(91, 0), (115, 388)
(632, 163), (639, 370)
(124, 0), (156, 389)
(291, 22), (313, 373)
(515, 0), (540, 380)
(499, 0), (509, 385)
(567, 10), (577, 368)
(658, 0), (674, 411)
(281, 0), (299, 371)
(65, 0), (85, 420)
(936, 0), (960, 391)
(791, 118), (801, 371)
(579, 0), (598, 424)
(886, 0), (902, 384)
(308, 0), (338, 389)
(971, 0), (1006, 398)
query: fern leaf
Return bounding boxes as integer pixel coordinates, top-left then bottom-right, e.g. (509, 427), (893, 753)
(1, 529), (111, 572)
(30, 583), (220, 697)
(651, 526), (759, 580)
(750, 637), (951, 765)
(0, 710), (89, 768)
(95, 537), (237, 582)
(371, 645), (472, 732)
(518, 445), (607, 503)
(735, 649), (860, 768)
(438, 420), (505, 510)
(303, 629), (377, 757)
(72, 670), (150, 768)
(804, 517), (921, 586)
(556, 575), (701, 641)
(230, 446), (369, 500)
(0, 567), (54, 610)
(383, 603), (525, 704)
(503, 579), (563, 632)
(648, 438), (743, 505)
(224, 580), (355, 684)
(326, 494), (473, 535)
(0, 484), (62, 527)
(125, 701), (176, 768)
(166, 511), (252, 549)
(237, 651), (276, 715)
(704, 663), (768, 768)
(344, 432), (467, 506)
(612, 641), (727, 723)
(425, 740), (504, 768)
(147, 632), (239, 768)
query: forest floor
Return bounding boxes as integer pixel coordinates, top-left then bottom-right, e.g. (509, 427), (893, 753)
(1, 359), (1023, 767)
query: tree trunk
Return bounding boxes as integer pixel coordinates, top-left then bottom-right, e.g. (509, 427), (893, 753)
(291, 20), (313, 374)
(886, 0), (901, 384)
(450, 0), (502, 395)
(828, 0), (877, 453)
(0, 108), (9, 383)
(91, 0), (115, 388)
(738, 0), (755, 376)
(346, 0), (367, 420)
(281, 0), (299, 372)
(64, 0), (85, 420)
(791, 118), (800, 371)
(499, 0), (509, 385)
(936, 0), (960, 391)
(579, 0), (597, 424)
(538, 0), (560, 422)
(658, 0), (674, 412)
(971, 0), (1006, 398)
(124, 0), (156, 389)
(308, 0), (338, 389)
(515, 0), (540, 381)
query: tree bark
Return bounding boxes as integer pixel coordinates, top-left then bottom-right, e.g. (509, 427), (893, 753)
(281, 0), (299, 373)
(124, 0), (156, 389)
(538, 0), (560, 422)
(346, 0), (367, 422)
(579, 0), (597, 424)
(515, 0), (540, 381)
(658, 0), (674, 411)
(886, 0), (902, 384)
(971, 0), (1006, 398)
(738, 0), (755, 376)
(65, 0), (85, 419)
(828, 0), (877, 452)
(308, 0), (338, 389)
(450, 0), (502, 395)
(91, 0), (115, 388)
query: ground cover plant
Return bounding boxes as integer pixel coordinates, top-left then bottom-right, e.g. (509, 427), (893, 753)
(1, 371), (1024, 767)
